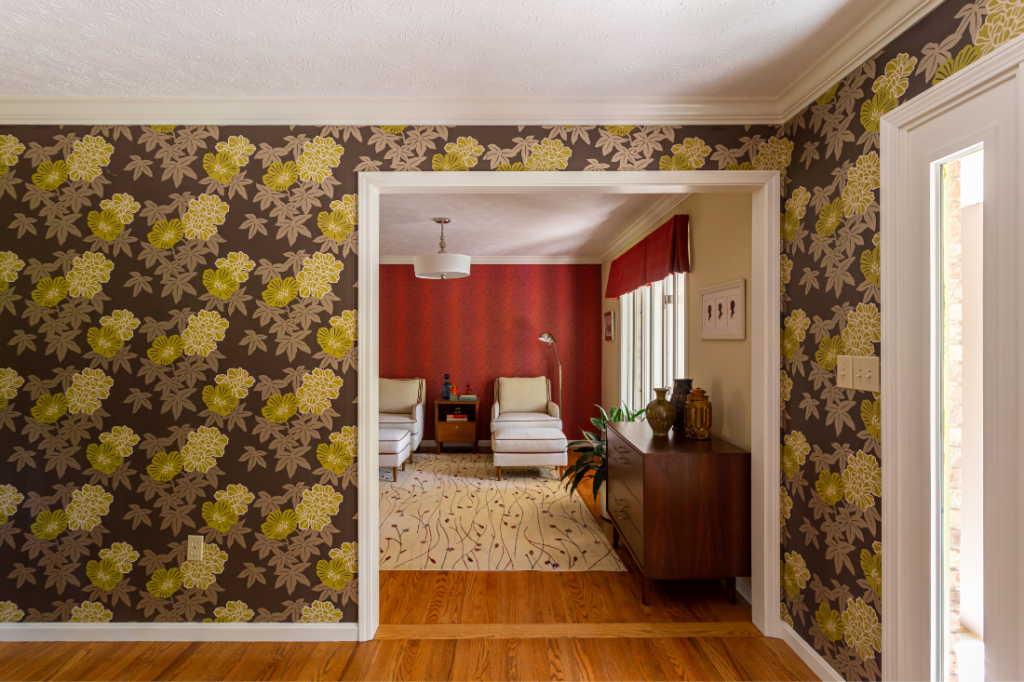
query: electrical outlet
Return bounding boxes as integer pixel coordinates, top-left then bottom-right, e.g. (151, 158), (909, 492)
(836, 355), (853, 389)
(853, 355), (880, 392)
(187, 535), (204, 561)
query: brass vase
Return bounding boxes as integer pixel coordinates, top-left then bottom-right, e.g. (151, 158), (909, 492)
(684, 387), (712, 440)
(645, 387), (675, 437)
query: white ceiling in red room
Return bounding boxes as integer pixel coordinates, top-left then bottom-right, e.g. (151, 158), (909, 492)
(1, 0), (890, 99)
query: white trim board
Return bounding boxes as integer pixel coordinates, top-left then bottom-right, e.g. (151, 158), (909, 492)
(0, 0), (951, 128)
(0, 623), (358, 642)
(778, 623), (845, 682)
(358, 170), (781, 643)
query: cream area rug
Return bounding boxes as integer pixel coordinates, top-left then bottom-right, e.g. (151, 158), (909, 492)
(379, 452), (626, 571)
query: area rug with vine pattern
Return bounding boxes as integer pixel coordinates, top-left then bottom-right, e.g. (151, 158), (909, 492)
(379, 452), (625, 571)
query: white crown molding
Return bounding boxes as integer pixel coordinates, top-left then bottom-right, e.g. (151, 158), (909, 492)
(597, 194), (690, 263)
(776, 0), (948, 121)
(0, 622), (358, 642)
(380, 256), (600, 265)
(779, 623), (844, 682)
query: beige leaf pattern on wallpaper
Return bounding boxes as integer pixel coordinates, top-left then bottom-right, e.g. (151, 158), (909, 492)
(0, 2), (1018, 678)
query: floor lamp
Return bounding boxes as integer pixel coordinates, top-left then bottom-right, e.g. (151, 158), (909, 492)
(538, 333), (562, 423)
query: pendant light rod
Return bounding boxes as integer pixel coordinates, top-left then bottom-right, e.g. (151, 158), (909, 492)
(433, 217), (450, 253)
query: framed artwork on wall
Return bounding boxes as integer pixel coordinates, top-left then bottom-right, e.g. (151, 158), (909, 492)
(700, 279), (745, 340)
(604, 310), (615, 341)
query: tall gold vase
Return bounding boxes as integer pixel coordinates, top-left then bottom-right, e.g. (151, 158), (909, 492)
(684, 387), (712, 440)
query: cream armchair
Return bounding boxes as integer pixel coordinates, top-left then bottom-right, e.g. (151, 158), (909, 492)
(379, 378), (425, 452)
(490, 376), (562, 433)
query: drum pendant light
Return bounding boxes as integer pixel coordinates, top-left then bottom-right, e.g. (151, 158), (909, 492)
(413, 217), (471, 280)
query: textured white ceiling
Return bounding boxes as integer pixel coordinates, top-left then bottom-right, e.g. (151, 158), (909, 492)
(380, 193), (674, 259)
(1, 0), (883, 98)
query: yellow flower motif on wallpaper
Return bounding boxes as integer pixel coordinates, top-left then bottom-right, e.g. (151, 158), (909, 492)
(202, 384), (238, 416)
(782, 551), (810, 598)
(780, 253), (793, 295)
(842, 302), (880, 357)
(147, 451), (183, 482)
(330, 425), (357, 449)
(860, 92), (897, 133)
(296, 368), (343, 415)
(181, 558), (216, 590)
(181, 426), (228, 473)
(262, 393), (298, 423)
(815, 83), (840, 106)
(317, 210), (354, 241)
(816, 602), (845, 642)
(0, 251), (25, 292)
(861, 243), (880, 286)
(203, 152), (240, 183)
(296, 253), (344, 299)
(215, 484), (254, 515)
(330, 195), (358, 225)
(861, 548), (882, 596)
(317, 326), (354, 358)
(843, 450), (881, 510)
(815, 469), (845, 505)
(203, 268), (240, 301)
(69, 601), (114, 623)
(262, 509), (298, 540)
(977, 0), (1024, 55)
(31, 277), (69, 307)
(214, 601), (254, 623)
(182, 310), (230, 356)
(781, 187), (810, 240)
(86, 558), (123, 591)
(0, 368), (24, 405)
(216, 135), (256, 166)
(331, 541), (358, 573)
(524, 139), (572, 171)
(316, 558), (353, 590)
(202, 500), (238, 532)
(100, 425), (140, 458)
(780, 369), (792, 412)
(379, 126), (408, 134)
(66, 252), (114, 298)
(98, 542), (138, 574)
(300, 601), (344, 623)
(0, 484), (24, 528)
(66, 368), (113, 415)
(146, 568), (183, 599)
(659, 137), (711, 171)
(751, 137), (794, 180)
(604, 126), (636, 136)
(148, 219), (184, 249)
(861, 399), (881, 441)
(431, 152), (467, 171)
(444, 136), (484, 168)
(842, 597), (881, 659)
(65, 484), (113, 531)
(87, 209), (125, 243)
(781, 327), (799, 361)
(182, 194), (229, 240)
(263, 277), (299, 307)
(100, 193), (141, 224)
(31, 393), (67, 424)
(32, 160), (69, 190)
(873, 53), (917, 99)
(67, 135), (114, 182)
(263, 161), (300, 191)
(31, 509), (68, 540)
(99, 310), (140, 342)
(297, 136), (344, 182)
(784, 310), (810, 343)
(215, 252), (256, 283)
(780, 486), (792, 528)
(815, 198), (844, 237)
(87, 326), (122, 359)
(316, 442), (353, 474)
(148, 335), (184, 366)
(86, 443), (123, 474)
(933, 44), (980, 86)
(0, 134), (26, 166)
(496, 162), (527, 171)
(215, 367), (254, 399)
(296, 484), (343, 531)
(782, 431), (810, 479)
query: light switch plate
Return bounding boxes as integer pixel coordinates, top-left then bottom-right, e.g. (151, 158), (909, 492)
(187, 535), (204, 561)
(836, 355), (853, 389)
(853, 355), (880, 392)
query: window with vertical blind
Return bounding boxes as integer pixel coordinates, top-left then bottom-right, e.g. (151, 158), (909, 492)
(619, 273), (687, 412)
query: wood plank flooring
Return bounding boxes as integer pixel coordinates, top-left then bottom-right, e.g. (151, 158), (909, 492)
(0, 451), (818, 681)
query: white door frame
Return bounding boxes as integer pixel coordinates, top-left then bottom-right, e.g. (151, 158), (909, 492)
(356, 170), (782, 642)
(880, 37), (1024, 681)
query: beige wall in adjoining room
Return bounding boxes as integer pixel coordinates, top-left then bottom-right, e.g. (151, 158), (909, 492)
(600, 192), (752, 450)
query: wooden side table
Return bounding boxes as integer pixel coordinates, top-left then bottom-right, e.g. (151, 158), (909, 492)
(434, 400), (479, 454)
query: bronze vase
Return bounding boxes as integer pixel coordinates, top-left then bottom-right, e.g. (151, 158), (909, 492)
(670, 378), (693, 433)
(684, 387), (712, 440)
(645, 387), (676, 437)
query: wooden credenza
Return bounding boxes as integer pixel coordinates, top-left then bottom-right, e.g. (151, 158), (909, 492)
(606, 421), (751, 605)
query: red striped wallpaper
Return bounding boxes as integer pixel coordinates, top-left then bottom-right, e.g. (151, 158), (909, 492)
(379, 264), (602, 443)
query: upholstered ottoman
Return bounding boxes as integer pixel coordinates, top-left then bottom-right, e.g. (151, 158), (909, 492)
(490, 428), (568, 481)
(379, 429), (411, 481)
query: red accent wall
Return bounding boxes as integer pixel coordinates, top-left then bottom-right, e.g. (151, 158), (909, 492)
(380, 264), (602, 443)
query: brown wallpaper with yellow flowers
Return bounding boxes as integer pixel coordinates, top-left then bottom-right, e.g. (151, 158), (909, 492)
(0, 0), (1019, 677)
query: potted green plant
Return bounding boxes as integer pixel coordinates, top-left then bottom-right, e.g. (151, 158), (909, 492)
(562, 402), (645, 520)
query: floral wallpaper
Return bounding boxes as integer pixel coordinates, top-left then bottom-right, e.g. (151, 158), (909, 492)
(0, 0), (1020, 678)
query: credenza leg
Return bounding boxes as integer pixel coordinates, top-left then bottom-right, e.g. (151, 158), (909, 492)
(726, 576), (737, 605)
(612, 525), (619, 548)
(642, 577), (652, 606)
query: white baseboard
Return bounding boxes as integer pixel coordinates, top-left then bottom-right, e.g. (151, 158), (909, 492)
(778, 622), (843, 682)
(0, 622), (358, 642)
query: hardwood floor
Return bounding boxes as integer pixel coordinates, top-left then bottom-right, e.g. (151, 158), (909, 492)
(0, 451), (818, 681)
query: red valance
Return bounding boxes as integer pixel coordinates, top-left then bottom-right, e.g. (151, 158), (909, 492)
(605, 215), (690, 299)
